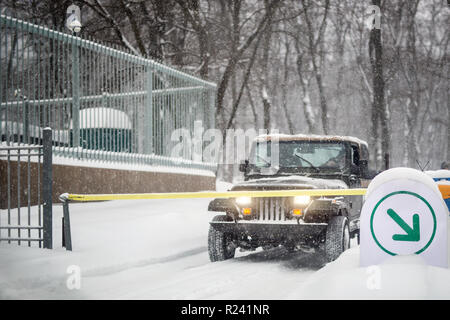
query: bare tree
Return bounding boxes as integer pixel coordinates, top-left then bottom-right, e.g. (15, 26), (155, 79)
(301, 0), (330, 134)
(369, 0), (389, 168)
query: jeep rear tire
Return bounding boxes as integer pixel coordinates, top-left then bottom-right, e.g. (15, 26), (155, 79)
(325, 215), (350, 262)
(208, 215), (236, 262)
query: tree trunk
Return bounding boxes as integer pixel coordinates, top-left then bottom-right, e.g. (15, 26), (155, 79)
(302, 0), (330, 135)
(281, 41), (294, 134)
(295, 53), (318, 135)
(369, 0), (388, 169)
(260, 0), (273, 132)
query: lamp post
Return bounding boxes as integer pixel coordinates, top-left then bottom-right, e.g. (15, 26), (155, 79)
(66, 4), (81, 150)
(67, 18), (82, 34)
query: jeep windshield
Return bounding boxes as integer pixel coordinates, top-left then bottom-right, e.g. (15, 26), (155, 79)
(249, 140), (347, 175)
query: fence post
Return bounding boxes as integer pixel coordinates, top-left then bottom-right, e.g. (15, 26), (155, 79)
(145, 66), (153, 154)
(43, 128), (53, 249)
(62, 200), (72, 251)
(71, 41), (80, 150)
(23, 100), (29, 144)
(209, 89), (215, 131)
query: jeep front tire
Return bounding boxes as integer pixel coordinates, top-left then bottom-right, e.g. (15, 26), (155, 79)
(208, 215), (236, 262)
(325, 215), (350, 262)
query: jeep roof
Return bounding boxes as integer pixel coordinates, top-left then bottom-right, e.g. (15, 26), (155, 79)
(255, 133), (368, 146)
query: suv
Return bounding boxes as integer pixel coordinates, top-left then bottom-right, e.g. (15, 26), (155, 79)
(208, 134), (375, 263)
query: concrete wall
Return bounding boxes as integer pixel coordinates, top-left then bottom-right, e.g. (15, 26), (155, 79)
(0, 160), (216, 209)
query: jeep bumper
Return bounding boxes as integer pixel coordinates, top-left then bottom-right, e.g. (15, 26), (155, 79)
(210, 220), (327, 242)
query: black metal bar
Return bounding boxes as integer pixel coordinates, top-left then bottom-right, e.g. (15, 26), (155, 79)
(38, 144), (42, 248)
(62, 201), (72, 251)
(42, 128), (52, 249)
(17, 146), (21, 245)
(27, 148), (31, 246)
(62, 217), (65, 248)
(7, 149), (11, 243)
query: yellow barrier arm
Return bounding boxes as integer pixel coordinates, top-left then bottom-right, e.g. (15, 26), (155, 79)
(60, 188), (368, 202)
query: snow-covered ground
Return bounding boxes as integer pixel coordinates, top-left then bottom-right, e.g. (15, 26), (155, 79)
(1, 179), (450, 299)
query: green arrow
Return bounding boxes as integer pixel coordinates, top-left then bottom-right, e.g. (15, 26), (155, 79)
(387, 208), (420, 242)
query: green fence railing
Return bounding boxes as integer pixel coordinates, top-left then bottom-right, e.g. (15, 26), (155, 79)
(0, 14), (217, 172)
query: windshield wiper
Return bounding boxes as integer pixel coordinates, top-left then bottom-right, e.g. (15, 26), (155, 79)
(293, 153), (320, 172)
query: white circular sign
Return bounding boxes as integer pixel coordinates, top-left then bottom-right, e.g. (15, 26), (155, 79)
(370, 189), (436, 256)
(360, 169), (448, 268)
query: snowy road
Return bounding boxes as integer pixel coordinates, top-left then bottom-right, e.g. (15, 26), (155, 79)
(0, 197), (330, 299)
(75, 238), (324, 299)
(2, 194), (449, 299)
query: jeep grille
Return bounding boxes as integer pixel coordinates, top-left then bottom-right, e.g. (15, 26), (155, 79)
(255, 197), (287, 221)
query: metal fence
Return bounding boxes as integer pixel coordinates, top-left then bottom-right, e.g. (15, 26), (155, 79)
(0, 14), (217, 171)
(0, 128), (52, 248)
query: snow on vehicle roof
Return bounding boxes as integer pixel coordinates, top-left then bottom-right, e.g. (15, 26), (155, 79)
(254, 133), (368, 147)
(425, 169), (450, 179)
(70, 107), (132, 129)
(235, 175), (348, 189)
(367, 167), (443, 198)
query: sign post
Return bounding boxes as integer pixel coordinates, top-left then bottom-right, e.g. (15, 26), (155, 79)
(360, 168), (448, 268)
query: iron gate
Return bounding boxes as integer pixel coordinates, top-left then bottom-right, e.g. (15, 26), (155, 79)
(0, 128), (52, 248)
(0, 14), (217, 172)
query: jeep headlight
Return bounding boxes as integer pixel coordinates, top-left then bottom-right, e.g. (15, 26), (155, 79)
(235, 196), (252, 206)
(293, 195), (311, 206)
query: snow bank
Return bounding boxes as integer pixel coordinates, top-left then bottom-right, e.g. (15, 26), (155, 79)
(0, 198), (214, 299)
(288, 236), (450, 300)
(288, 168), (450, 299)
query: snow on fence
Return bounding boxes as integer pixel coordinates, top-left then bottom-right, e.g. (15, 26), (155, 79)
(0, 14), (217, 172)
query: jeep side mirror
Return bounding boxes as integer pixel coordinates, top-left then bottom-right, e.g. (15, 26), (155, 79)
(239, 159), (249, 173)
(350, 163), (360, 175)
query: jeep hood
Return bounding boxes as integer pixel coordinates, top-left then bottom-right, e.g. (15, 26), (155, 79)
(231, 175), (348, 191)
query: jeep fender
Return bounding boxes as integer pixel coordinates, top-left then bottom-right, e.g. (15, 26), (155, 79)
(208, 198), (238, 215)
